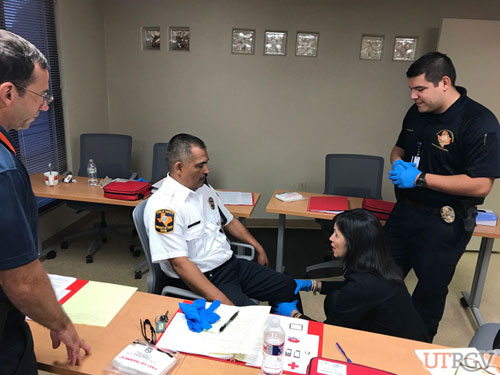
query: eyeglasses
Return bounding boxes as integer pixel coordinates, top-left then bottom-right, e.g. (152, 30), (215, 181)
(140, 318), (157, 345)
(454, 357), (500, 375)
(16, 85), (53, 106)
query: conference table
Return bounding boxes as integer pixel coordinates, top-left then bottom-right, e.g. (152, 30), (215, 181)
(30, 290), (451, 375)
(266, 189), (500, 326)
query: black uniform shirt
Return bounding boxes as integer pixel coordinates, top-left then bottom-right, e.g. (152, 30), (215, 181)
(395, 87), (500, 207)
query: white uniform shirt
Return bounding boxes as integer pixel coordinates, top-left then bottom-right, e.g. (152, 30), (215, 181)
(144, 175), (234, 278)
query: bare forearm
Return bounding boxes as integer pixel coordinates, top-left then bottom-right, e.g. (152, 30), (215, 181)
(0, 259), (70, 331)
(425, 174), (494, 197)
(390, 146), (405, 164)
(170, 257), (233, 305)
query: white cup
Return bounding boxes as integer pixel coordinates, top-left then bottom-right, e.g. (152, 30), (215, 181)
(43, 171), (59, 186)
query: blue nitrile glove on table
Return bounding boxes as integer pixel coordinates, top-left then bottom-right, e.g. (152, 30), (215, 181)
(388, 161), (421, 188)
(273, 300), (298, 317)
(178, 299), (221, 332)
(294, 279), (312, 294)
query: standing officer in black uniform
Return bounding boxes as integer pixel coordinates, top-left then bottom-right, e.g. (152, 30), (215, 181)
(385, 52), (500, 341)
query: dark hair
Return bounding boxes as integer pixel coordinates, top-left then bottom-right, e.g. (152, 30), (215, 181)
(406, 51), (456, 87)
(332, 209), (403, 284)
(0, 30), (48, 95)
(166, 133), (206, 170)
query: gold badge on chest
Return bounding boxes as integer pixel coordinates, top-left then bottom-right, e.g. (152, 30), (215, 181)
(440, 206), (455, 223)
(208, 197), (215, 210)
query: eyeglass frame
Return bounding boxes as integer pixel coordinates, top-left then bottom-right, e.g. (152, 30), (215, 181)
(15, 85), (53, 106)
(140, 318), (157, 345)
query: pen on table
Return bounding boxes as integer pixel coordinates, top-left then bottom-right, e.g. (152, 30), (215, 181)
(336, 342), (352, 363)
(219, 310), (239, 332)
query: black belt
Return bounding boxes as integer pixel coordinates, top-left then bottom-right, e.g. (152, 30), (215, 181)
(203, 255), (235, 279)
(400, 199), (467, 217)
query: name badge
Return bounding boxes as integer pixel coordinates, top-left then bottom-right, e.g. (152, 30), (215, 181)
(411, 155), (420, 168)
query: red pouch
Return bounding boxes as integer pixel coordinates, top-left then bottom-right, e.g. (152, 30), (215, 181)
(103, 180), (151, 201)
(361, 198), (395, 220)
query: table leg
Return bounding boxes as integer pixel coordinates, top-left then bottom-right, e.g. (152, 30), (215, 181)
(276, 214), (286, 272)
(461, 236), (494, 327)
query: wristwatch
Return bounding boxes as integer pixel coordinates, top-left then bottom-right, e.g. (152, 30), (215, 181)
(416, 172), (427, 188)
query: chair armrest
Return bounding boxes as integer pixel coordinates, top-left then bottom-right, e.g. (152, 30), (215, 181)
(230, 241), (255, 261)
(161, 286), (202, 300)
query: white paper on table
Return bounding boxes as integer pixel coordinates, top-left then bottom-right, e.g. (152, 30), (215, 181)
(48, 274), (76, 301)
(216, 191), (253, 205)
(156, 304), (270, 358)
(415, 348), (500, 375)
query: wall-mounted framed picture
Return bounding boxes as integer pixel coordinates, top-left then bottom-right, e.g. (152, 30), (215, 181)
(295, 32), (319, 57)
(393, 37), (418, 61)
(264, 31), (287, 56)
(169, 27), (190, 51)
(232, 28), (255, 54)
(360, 35), (384, 60)
(143, 27), (160, 50)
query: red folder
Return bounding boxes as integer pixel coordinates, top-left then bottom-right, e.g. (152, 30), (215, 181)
(308, 196), (349, 213)
(307, 357), (395, 375)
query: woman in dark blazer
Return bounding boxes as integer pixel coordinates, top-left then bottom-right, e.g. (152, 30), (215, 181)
(277, 208), (430, 342)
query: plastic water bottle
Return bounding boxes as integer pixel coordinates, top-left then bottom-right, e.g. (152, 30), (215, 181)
(261, 316), (285, 375)
(87, 159), (98, 186)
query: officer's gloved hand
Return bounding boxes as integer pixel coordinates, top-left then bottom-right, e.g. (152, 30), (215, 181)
(273, 300), (298, 317)
(294, 279), (312, 295)
(389, 162), (420, 188)
(390, 159), (407, 172)
(179, 299), (221, 332)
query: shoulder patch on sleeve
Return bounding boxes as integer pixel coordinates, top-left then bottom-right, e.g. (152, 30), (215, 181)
(155, 209), (175, 233)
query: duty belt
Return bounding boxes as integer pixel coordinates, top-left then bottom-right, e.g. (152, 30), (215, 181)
(401, 199), (467, 224)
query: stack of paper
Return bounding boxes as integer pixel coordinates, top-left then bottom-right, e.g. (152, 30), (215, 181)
(476, 210), (498, 227)
(275, 192), (305, 202)
(216, 191), (254, 206)
(308, 196), (349, 214)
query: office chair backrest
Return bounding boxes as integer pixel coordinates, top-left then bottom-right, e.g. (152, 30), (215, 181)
(324, 154), (384, 199)
(132, 199), (168, 295)
(151, 142), (169, 183)
(77, 133), (133, 179)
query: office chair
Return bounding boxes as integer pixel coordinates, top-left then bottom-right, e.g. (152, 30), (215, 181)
(151, 142), (169, 183)
(469, 323), (500, 354)
(60, 133), (136, 263)
(306, 154), (384, 277)
(133, 200), (256, 300)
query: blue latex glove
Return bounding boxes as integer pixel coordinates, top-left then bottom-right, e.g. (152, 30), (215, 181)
(294, 279), (312, 295)
(390, 159), (407, 173)
(273, 300), (298, 316)
(137, 177), (147, 182)
(179, 299), (221, 332)
(388, 162), (421, 188)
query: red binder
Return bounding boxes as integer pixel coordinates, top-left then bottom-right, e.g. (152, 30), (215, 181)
(308, 196), (349, 213)
(103, 180), (152, 201)
(307, 357), (395, 375)
(361, 198), (395, 220)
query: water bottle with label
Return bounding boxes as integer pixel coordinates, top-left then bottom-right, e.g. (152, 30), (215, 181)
(261, 316), (285, 375)
(87, 159), (98, 186)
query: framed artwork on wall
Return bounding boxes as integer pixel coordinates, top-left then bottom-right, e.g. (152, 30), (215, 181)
(295, 32), (319, 57)
(360, 35), (384, 60)
(143, 27), (160, 50)
(232, 28), (255, 54)
(169, 27), (190, 51)
(393, 37), (418, 61)
(264, 31), (287, 56)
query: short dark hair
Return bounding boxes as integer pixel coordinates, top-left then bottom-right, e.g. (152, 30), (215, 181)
(166, 133), (206, 171)
(332, 209), (403, 284)
(406, 51), (456, 87)
(0, 30), (48, 94)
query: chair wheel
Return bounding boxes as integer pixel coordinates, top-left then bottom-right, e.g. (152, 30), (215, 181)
(460, 297), (469, 308)
(129, 245), (135, 252)
(60, 241), (69, 249)
(132, 249), (141, 257)
(86, 255), (93, 263)
(46, 250), (57, 260)
(135, 271), (143, 279)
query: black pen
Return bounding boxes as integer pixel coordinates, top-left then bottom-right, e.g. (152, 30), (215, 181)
(219, 310), (239, 332)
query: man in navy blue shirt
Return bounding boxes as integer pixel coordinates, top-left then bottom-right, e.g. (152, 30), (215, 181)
(386, 52), (500, 340)
(0, 30), (90, 374)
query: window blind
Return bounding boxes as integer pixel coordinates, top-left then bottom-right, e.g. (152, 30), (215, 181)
(1, 0), (67, 208)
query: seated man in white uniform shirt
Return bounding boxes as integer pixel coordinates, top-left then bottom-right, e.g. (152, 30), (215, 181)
(144, 133), (298, 306)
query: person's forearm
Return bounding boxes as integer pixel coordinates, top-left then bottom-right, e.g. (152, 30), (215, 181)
(390, 146), (405, 164)
(170, 257), (233, 305)
(0, 259), (70, 332)
(424, 174), (494, 197)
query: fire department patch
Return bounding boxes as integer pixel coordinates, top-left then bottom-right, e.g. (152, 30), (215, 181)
(436, 129), (454, 149)
(155, 209), (175, 233)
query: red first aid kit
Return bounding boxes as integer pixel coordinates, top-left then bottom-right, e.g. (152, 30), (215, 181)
(103, 180), (152, 201)
(361, 198), (395, 220)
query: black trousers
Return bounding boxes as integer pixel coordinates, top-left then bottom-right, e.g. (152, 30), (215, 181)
(0, 315), (37, 375)
(385, 202), (474, 340)
(166, 256), (299, 308)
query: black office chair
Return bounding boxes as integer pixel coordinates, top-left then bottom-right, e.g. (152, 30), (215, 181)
(133, 199), (256, 299)
(469, 323), (500, 354)
(60, 133), (136, 263)
(306, 154), (384, 277)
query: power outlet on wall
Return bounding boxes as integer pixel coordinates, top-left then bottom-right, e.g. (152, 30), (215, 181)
(298, 181), (307, 192)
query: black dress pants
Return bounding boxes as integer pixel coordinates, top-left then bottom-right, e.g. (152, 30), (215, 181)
(385, 202), (474, 340)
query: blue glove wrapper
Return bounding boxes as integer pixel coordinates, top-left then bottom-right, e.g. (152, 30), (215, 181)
(273, 300), (298, 316)
(179, 299), (221, 332)
(294, 279), (312, 295)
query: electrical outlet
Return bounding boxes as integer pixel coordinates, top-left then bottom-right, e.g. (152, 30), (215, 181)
(298, 181), (307, 192)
